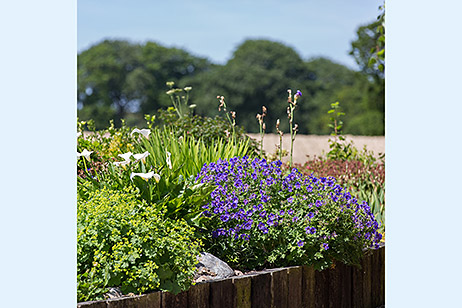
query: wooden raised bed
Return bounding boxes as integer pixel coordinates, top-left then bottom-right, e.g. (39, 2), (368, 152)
(78, 244), (384, 308)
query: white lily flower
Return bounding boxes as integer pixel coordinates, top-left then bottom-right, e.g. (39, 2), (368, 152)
(133, 151), (150, 162)
(77, 149), (93, 161)
(153, 173), (161, 183)
(166, 151), (172, 169)
(130, 171), (160, 182)
(113, 160), (131, 167)
(118, 152), (133, 161)
(131, 128), (151, 138)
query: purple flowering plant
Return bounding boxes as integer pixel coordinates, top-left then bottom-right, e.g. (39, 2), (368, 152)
(196, 156), (382, 270)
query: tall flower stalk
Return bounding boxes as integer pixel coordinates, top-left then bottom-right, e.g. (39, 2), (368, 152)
(166, 81), (194, 119)
(217, 95), (236, 142)
(276, 119), (283, 161)
(287, 89), (302, 167)
(256, 106), (267, 158)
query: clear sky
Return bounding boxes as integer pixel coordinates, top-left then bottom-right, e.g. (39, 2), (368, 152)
(78, 0), (384, 70)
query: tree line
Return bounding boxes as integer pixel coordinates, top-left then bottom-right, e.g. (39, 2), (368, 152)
(78, 20), (384, 135)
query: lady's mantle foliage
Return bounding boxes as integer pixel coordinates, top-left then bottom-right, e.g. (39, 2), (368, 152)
(196, 156), (382, 270)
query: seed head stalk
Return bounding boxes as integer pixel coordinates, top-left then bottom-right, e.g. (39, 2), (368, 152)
(256, 106), (267, 158)
(287, 89), (302, 167)
(276, 119), (283, 161)
(217, 96), (236, 143)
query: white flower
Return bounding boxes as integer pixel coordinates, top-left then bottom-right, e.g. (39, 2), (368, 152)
(133, 151), (150, 162)
(77, 132), (82, 138)
(166, 151), (172, 169)
(131, 128), (151, 138)
(77, 149), (93, 161)
(118, 152), (133, 161)
(130, 171), (160, 182)
(113, 160), (130, 167)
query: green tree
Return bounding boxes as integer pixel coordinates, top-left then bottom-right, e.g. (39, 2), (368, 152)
(78, 40), (144, 128)
(349, 19), (385, 82)
(347, 6), (385, 136)
(303, 57), (360, 134)
(186, 40), (316, 133)
(78, 40), (212, 129)
(139, 42), (212, 116)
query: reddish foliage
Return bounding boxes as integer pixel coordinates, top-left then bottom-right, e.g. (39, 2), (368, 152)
(293, 158), (384, 189)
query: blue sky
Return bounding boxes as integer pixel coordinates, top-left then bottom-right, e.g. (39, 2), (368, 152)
(78, 0), (384, 70)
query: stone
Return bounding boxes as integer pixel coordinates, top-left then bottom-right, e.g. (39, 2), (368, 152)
(104, 287), (123, 299)
(195, 252), (234, 280)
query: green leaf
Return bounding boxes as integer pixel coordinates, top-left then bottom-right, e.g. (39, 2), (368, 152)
(368, 57), (377, 66)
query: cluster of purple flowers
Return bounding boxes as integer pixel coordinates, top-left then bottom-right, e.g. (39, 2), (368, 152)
(196, 156), (382, 250)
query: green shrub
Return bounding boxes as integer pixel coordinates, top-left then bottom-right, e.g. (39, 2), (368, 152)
(77, 119), (135, 161)
(196, 157), (382, 271)
(77, 125), (252, 222)
(158, 107), (259, 152)
(77, 187), (202, 302)
(134, 127), (254, 179)
(297, 158), (385, 233)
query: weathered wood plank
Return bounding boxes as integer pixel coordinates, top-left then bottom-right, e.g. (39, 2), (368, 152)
(271, 268), (288, 308)
(371, 248), (381, 308)
(251, 271), (272, 308)
(210, 278), (233, 308)
(106, 296), (140, 308)
(161, 290), (188, 308)
(362, 253), (372, 308)
(287, 266), (303, 308)
(328, 263), (342, 308)
(338, 262), (352, 308)
(302, 265), (316, 308)
(144, 292), (161, 308)
(78, 300), (107, 308)
(188, 283), (210, 308)
(379, 246), (385, 306)
(351, 262), (364, 308)
(314, 268), (329, 308)
(233, 276), (251, 308)
(371, 246), (385, 308)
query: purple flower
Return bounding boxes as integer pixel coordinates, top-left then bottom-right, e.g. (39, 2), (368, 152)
(243, 219), (253, 230)
(322, 243), (329, 250)
(220, 213), (230, 222)
(258, 222), (269, 234)
(267, 220), (275, 227)
(287, 196), (294, 203)
(305, 226), (316, 234)
(297, 240), (304, 247)
(295, 90), (302, 97)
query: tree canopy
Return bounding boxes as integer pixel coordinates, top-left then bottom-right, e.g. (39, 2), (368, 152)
(78, 21), (385, 135)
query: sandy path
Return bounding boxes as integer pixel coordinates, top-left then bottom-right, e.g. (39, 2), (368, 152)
(247, 134), (385, 164)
